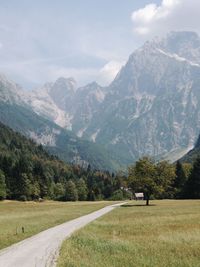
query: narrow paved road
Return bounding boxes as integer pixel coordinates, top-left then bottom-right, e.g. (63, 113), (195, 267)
(0, 202), (124, 267)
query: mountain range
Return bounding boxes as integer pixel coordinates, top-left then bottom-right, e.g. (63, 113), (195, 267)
(1, 31), (200, 169)
(0, 75), (122, 171)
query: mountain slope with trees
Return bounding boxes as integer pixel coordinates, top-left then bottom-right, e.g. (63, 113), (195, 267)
(0, 100), (122, 172)
(0, 122), (129, 201)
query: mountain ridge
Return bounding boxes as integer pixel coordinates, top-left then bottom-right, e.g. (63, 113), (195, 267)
(1, 31), (200, 167)
(0, 77), (123, 171)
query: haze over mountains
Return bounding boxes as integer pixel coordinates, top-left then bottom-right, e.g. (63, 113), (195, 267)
(1, 31), (200, 169)
(0, 77), (121, 171)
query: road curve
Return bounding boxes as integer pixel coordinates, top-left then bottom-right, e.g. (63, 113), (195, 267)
(0, 202), (125, 267)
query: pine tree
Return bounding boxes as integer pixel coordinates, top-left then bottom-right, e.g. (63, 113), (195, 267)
(173, 161), (187, 198)
(184, 157), (200, 199)
(53, 183), (65, 200)
(18, 173), (32, 200)
(76, 178), (88, 201)
(0, 170), (6, 200)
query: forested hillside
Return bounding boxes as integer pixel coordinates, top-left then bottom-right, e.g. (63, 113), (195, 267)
(0, 123), (129, 201)
(0, 101), (122, 171)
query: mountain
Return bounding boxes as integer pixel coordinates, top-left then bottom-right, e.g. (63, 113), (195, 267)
(29, 78), (106, 135)
(0, 76), (122, 171)
(30, 31), (200, 165)
(0, 73), (19, 103)
(181, 134), (200, 163)
(2, 31), (200, 167)
(82, 31), (200, 162)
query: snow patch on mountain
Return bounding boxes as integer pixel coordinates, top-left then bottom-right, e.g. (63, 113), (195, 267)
(77, 127), (87, 138)
(157, 48), (200, 67)
(91, 129), (100, 142)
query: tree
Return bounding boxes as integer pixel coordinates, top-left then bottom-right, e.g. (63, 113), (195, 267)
(88, 190), (96, 201)
(0, 170), (6, 200)
(54, 183), (65, 200)
(31, 181), (41, 199)
(18, 173), (32, 200)
(110, 189), (124, 200)
(65, 180), (78, 201)
(128, 157), (167, 205)
(184, 157), (200, 199)
(156, 161), (176, 199)
(173, 161), (187, 198)
(76, 178), (88, 201)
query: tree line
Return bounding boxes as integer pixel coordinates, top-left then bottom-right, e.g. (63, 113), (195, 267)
(128, 157), (200, 205)
(0, 123), (199, 202)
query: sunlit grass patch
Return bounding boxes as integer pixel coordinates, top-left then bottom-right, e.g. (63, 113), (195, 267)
(0, 200), (116, 249)
(58, 200), (200, 267)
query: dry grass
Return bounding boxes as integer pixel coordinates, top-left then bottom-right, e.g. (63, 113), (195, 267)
(0, 200), (116, 250)
(58, 200), (200, 267)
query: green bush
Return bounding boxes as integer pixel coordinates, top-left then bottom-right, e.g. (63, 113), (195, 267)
(18, 195), (27, 201)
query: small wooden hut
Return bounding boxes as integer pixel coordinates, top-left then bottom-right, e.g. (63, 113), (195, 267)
(134, 192), (144, 201)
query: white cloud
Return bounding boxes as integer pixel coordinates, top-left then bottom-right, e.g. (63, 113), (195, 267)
(0, 61), (99, 89)
(47, 60), (125, 87)
(132, 4), (158, 25)
(131, 0), (200, 37)
(97, 61), (125, 85)
(47, 66), (99, 85)
(0, 59), (124, 89)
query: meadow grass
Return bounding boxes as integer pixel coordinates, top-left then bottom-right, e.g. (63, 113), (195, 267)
(58, 200), (200, 267)
(0, 200), (116, 250)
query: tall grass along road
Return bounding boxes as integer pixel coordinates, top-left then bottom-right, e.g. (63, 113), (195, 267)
(0, 202), (124, 267)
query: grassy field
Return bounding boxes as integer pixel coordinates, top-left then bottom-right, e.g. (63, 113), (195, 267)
(0, 200), (117, 250)
(58, 200), (200, 267)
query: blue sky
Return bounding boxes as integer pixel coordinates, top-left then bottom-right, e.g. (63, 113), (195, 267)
(0, 0), (198, 89)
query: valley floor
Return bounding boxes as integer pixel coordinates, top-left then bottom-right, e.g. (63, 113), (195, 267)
(0, 200), (117, 250)
(57, 200), (200, 267)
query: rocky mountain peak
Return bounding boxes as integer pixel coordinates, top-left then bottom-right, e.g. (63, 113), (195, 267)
(87, 81), (99, 87)
(9, 30), (200, 167)
(131, 31), (200, 59)
(155, 31), (200, 63)
(110, 31), (200, 98)
(0, 73), (26, 104)
(163, 31), (200, 47)
(47, 77), (77, 111)
(54, 77), (77, 92)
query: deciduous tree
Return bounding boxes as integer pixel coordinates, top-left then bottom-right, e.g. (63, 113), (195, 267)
(65, 180), (78, 201)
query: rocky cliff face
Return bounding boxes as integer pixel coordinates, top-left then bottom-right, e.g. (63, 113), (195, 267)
(78, 31), (200, 162)
(29, 78), (107, 136)
(0, 75), (121, 171)
(2, 31), (200, 166)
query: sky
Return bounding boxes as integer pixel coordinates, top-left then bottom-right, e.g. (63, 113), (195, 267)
(0, 0), (199, 89)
